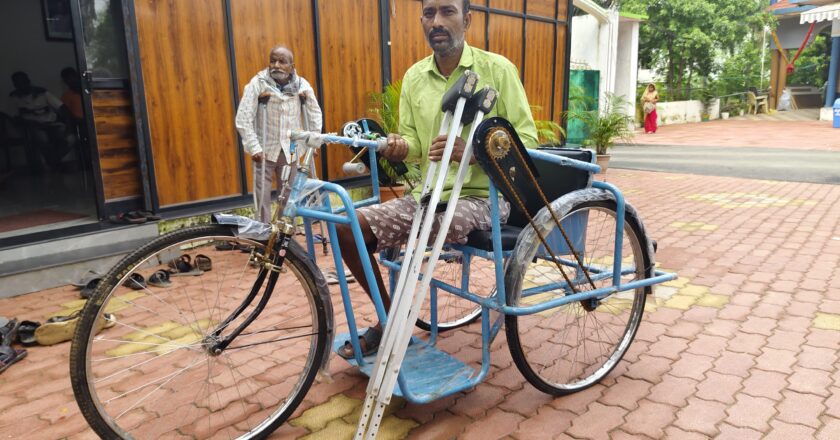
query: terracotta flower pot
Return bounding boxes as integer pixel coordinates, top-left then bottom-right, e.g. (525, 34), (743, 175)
(595, 154), (610, 174)
(378, 184), (406, 203)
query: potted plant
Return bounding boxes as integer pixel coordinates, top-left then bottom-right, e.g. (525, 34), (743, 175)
(530, 105), (566, 145)
(720, 101), (739, 120)
(566, 93), (634, 173)
(367, 80), (420, 202)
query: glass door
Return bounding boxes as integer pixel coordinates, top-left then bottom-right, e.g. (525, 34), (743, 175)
(0, 0), (101, 239)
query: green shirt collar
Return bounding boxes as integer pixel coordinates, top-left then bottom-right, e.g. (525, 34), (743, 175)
(420, 43), (475, 78)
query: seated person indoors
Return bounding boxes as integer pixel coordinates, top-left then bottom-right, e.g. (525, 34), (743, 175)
(60, 67), (84, 123)
(8, 71), (70, 174)
(335, 0), (538, 358)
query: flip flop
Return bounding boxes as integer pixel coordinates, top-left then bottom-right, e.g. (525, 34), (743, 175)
(214, 241), (238, 251)
(15, 320), (40, 347)
(194, 254), (212, 272)
(324, 270), (355, 285)
(80, 277), (102, 299)
(108, 211), (147, 224)
(135, 210), (162, 221)
(71, 270), (104, 288)
(337, 327), (382, 360)
(124, 273), (146, 290)
(0, 319), (19, 346)
(167, 255), (203, 277)
(0, 346), (27, 375)
(147, 270), (172, 288)
(35, 312), (116, 346)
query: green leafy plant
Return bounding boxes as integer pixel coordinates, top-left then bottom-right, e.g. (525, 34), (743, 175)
(566, 93), (634, 155)
(367, 80), (420, 189)
(530, 105), (565, 144)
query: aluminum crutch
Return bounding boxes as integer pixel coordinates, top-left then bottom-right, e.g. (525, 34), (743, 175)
(355, 73), (482, 439)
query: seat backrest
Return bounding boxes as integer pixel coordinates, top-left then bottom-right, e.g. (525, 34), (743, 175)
(746, 92), (756, 105)
(505, 146), (593, 228)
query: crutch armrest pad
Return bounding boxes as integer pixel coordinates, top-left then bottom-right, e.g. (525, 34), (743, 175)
(441, 70), (479, 113)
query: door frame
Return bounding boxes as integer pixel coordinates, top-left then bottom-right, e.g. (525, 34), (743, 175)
(67, 0), (108, 219)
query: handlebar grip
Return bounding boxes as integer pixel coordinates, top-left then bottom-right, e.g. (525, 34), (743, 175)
(289, 130), (388, 151)
(342, 162), (367, 175)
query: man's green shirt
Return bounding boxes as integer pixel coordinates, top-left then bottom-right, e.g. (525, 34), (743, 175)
(399, 43), (539, 201)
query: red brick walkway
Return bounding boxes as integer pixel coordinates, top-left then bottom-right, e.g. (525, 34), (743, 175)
(629, 119), (840, 151)
(1, 169), (839, 439)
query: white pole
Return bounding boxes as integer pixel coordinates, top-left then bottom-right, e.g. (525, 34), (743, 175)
(760, 25), (768, 90)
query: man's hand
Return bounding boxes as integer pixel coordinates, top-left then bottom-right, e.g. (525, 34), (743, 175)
(429, 135), (475, 164)
(252, 152), (264, 163)
(381, 133), (408, 162)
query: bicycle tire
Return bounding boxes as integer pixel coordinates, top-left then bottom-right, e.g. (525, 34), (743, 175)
(70, 224), (330, 439)
(505, 199), (648, 396)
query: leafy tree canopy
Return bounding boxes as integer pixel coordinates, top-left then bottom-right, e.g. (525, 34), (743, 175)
(622, 0), (772, 99)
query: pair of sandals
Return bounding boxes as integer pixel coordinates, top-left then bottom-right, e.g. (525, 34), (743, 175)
(0, 318), (37, 374)
(167, 254), (212, 276)
(108, 210), (162, 224)
(215, 241), (253, 252)
(324, 269), (355, 285)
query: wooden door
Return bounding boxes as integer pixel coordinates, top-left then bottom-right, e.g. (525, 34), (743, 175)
(318, 0), (382, 180)
(133, 0), (240, 207)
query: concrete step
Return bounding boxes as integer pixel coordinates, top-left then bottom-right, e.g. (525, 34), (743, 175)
(0, 224), (159, 298)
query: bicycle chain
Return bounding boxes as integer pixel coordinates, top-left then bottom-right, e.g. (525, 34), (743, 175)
(484, 128), (597, 293)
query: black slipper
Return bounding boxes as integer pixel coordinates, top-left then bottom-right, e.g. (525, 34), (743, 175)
(80, 277), (102, 299)
(338, 327), (382, 360)
(214, 241), (238, 251)
(16, 320), (40, 347)
(71, 270), (104, 288)
(0, 319), (19, 346)
(147, 270), (172, 288)
(123, 273), (146, 290)
(135, 210), (162, 221)
(0, 346), (27, 374)
(109, 211), (147, 224)
(194, 254), (212, 272)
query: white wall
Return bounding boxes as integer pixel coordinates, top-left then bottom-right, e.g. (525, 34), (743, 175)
(570, 15), (601, 70)
(655, 99), (720, 126)
(0, 0), (77, 115)
(614, 19), (640, 117)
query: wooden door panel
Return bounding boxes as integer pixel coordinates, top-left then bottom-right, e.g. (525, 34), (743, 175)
(91, 90), (142, 201)
(527, 0), (555, 18)
(524, 20), (554, 120)
(134, 0), (240, 206)
(318, 0), (382, 180)
(391, 0), (431, 82)
(553, 25), (568, 123)
(488, 14), (523, 73)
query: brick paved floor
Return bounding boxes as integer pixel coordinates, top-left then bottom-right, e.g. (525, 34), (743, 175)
(628, 118), (840, 151)
(1, 169), (839, 439)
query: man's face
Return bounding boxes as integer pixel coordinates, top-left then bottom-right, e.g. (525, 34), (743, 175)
(421, 0), (470, 56)
(269, 48), (294, 83)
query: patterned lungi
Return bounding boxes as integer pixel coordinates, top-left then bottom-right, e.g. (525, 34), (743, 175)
(357, 196), (510, 252)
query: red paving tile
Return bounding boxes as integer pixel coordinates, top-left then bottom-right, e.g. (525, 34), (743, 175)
(1, 168), (840, 438)
(627, 119), (840, 150)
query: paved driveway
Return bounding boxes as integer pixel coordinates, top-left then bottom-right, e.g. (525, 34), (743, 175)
(1, 166), (839, 439)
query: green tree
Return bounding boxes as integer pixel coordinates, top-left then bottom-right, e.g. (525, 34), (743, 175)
(787, 32), (832, 88)
(623, 0), (769, 99)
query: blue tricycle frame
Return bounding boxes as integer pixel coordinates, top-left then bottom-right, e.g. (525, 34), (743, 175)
(287, 124), (677, 404)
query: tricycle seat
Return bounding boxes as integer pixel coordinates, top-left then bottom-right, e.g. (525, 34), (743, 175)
(463, 146), (594, 252)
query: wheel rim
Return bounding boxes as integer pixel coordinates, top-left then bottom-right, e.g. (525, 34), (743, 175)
(511, 205), (645, 391)
(81, 235), (321, 439)
(414, 249), (491, 330)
